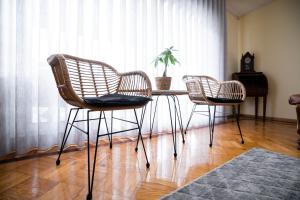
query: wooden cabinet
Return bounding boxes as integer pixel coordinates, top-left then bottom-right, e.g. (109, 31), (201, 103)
(232, 72), (268, 121)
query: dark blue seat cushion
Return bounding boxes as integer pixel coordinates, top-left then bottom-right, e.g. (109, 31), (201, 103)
(207, 97), (243, 104)
(83, 94), (151, 107)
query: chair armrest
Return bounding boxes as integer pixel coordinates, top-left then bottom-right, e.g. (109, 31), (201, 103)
(117, 71), (152, 97)
(218, 80), (246, 101)
(47, 54), (86, 108)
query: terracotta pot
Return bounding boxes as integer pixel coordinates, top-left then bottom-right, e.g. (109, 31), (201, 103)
(155, 77), (172, 90)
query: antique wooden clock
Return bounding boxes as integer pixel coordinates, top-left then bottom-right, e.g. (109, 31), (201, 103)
(240, 52), (255, 72)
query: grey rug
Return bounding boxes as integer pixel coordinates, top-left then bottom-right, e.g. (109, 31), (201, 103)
(161, 148), (300, 200)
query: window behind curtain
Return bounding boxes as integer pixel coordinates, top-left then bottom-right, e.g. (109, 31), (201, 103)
(0, 0), (226, 158)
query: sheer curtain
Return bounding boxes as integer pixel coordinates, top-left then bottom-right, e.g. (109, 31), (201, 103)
(0, 0), (226, 158)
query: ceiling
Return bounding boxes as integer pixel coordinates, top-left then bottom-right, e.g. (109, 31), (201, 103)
(227, 0), (273, 18)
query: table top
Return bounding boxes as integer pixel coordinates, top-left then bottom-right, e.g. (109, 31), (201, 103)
(152, 90), (189, 96)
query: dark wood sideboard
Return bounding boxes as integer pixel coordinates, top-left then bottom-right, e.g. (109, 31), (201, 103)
(232, 72), (268, 121)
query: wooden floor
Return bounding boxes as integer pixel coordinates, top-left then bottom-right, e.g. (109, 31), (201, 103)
(0, 119), (299, 200)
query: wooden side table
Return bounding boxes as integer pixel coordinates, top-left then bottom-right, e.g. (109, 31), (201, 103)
(232, 72), (268, 121)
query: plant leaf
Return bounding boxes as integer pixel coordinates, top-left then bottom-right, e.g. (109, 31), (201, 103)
(173, 57), (180, 64)
(170, 55), (175, 65)
(164, 55), (168, 67)
(153, 46), (180, 68)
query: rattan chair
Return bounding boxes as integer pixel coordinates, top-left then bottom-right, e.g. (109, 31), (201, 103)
(183, 75), (246, 147)
(47, 54), (152, 200)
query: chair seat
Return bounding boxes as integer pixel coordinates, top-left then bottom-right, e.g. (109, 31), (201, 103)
(207, 97), (243, 104)
(83, 94), (151, 107)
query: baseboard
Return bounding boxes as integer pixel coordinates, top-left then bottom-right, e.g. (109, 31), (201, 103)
(239, 114), (297, 124)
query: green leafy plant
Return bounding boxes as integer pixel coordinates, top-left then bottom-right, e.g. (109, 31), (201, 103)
(153, 46), (179, 77)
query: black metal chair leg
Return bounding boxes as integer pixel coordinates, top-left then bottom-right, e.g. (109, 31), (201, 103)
(135, 106), (147, 152)
(140, 106), (147, 127)
(167, 97), (177, 158)
(185, 104), (196, 134)
(208, 106), (212, 147)
(135, 134), (140, 152)
(212, 106), (216, 133)
(56, 108), (79, 166)
(232, 105), (236, 122)
(86, 111), (92, 200)
(103, 112), (112, 148)
(209, 106), (216, 147)
(149, 100), (153, 137)
(90, 111), (102, 200)
(235, 105), (245, 144)
(134, 109), (150, 168)
(150, 96), (160, 139)
(110, 111), (114, 148)
(86, 111), (103, 200)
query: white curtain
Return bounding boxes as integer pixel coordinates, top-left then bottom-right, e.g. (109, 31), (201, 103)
(0, 0), (226, 157)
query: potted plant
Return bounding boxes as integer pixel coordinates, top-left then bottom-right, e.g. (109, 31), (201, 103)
(153, 46), (179, 90)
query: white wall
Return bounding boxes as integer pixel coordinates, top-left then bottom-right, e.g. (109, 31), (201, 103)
(226, 0), (300, 120)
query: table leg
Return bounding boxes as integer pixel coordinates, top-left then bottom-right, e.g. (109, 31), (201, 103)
(173, 97), (177, 157)
(255, 96), (258, 120)
(173, 95), (185, 143)
(263, 95), (267, 122)
(147, 94), (185, 158)
(166, 96), (177, 158)
(297, 105), (300, 134)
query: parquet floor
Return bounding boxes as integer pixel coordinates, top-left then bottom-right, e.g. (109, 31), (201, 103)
(0, 119), (299, 200)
